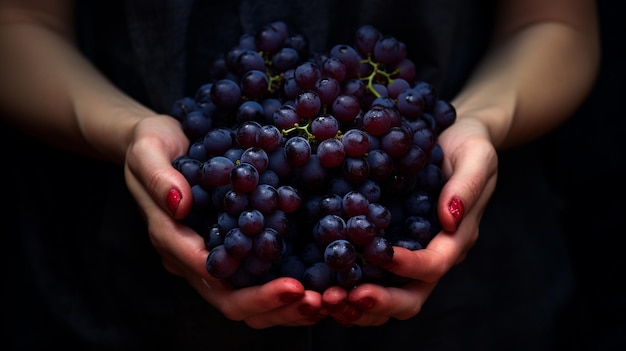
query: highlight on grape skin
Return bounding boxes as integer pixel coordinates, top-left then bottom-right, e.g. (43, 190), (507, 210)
(171, 21), (456, 292)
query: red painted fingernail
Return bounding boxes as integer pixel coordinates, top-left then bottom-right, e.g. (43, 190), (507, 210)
(166, 188), (182, 215)
(449, 197), (464, 224)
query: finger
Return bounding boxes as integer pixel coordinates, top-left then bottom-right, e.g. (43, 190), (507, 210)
(243, 290), (325, 328)
(205, 277), (307, 322)
(346, 280), (437, 325)
(436, 124), (497, 233)
(125, 116), (193, 220)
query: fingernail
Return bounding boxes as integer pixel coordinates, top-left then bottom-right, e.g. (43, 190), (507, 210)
(166, 188), (182, 215)
(298, 304), (318, 317)
(354, 297), (375, 311)
(279, 292), (302, 303)
(448, 197), (464, 225)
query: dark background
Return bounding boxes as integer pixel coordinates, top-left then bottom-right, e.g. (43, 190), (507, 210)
(1, 1), (624, 350)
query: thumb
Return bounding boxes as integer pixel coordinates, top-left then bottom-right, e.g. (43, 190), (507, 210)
(436, 136), (498, 233)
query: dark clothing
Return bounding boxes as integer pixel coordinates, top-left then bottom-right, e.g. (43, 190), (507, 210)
(2, 0), (623, 350)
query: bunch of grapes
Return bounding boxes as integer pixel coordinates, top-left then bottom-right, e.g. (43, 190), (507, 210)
(170, 21), (456, 292)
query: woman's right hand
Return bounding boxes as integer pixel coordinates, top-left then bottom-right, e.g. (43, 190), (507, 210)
(123, 115), (325, 328)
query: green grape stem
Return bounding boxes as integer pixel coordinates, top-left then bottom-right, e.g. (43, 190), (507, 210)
(359, 54), (400, 97)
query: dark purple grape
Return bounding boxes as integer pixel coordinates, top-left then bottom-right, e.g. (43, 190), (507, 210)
(324, 239), (357, 273)
(284, 33), (310, 58)
(404, 190), (433, 217)
(316, 138), (345, 168)
(236, 120), (262, 149)
(331, 94), (360, 123)
(253, 227), (284, 261)
(277, 185), (302, 213)
(249, 184), (279, 215)
(224, 227), (253, 259)
(238, 209), (265, 236)
(203, 127), (233, 156)
(319, 193), (343, 216)
(346, 214), (376, 245)
(230, 162), (259, 193)
(321, 56), (346, 82)
(235, 49), (266, 76)
(430, 99), (457, 133)
(363, 236), (394, 267)
(361, 106), (392, 137)
(395, 58), (416, 82)
(240, 147), (269, 173)
(264, 209), (289, 235)
(294, 62), (321, 90)
(284, 136), (311, 166)
(258, 169), (280, 187)
(171, 96), (198, 121)
(311, 114), (339, 141)
(272, 47), (300, 72)
(210, 79), (242, 108)
(366, 149), (394, 182)
(314, 77), (341, 106)
(342, 191), (370, 217)
(397, 145), (428, 175)
(341, 129), (370, 157)
(355, 25), (382, 56)
(201, 156), (235, 187)
(223, 147), (244, 163)
(367, 202), (392, 230)
(387, 78), (411, 100)
(405, 215), (432, 244)
(206, 245), (239, 279)
(188, 141), (209, 162)
(336, 262), (363, 289)
(279, 255), (307, 280)
(203, 224), (225, 250)
(240, 70), (269, 99)
(256, 124), (283, 152)
(295, 90), (321, 119)
(414, 81), (438, 109)
(397, 88), (425, 119)
(173, 155), (202, 185)
(342, 156), (370, 184)
(223, 189), (249, 216)
(312, 214), (347, 247)
(329, 44), (361, 79)
(357, 179), (381, 203)
(182, 110), (212, 140)
(302, 262), (335, 293)
(373, 36), (404, 65)
(380, 126), (412, 158)
(273, 104), (301, 130)
(255, 24), (283, 54)
(244, 253), (274, 277)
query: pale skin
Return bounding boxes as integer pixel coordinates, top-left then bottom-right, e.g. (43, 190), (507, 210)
(0, 0), (599, 329)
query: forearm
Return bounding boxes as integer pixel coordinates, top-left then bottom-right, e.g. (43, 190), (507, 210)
(452, 1), (599, 150)
(0, 7), (154, 163)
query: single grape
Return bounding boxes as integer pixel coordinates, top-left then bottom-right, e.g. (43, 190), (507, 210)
(224, 227), (253, 259)
(284, 136), (311, 166)
(230, 162), (260, 193)
(206, 245), (240, 279)
(238, 209), (265, 236)
(324, 239), (357, 272)
(363, 236), (394, 267)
